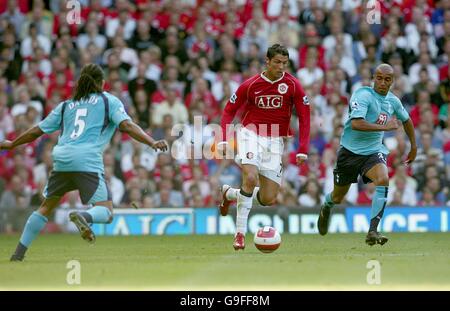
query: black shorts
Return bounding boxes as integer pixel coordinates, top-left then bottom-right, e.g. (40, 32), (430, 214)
(333, 147), (387, 186)
(43, 171), (112, 204)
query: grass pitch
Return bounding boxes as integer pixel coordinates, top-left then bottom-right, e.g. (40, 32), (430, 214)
(0, 233), (449, 290)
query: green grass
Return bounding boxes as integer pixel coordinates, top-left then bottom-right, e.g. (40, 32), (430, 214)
(0, 233), (449, 290)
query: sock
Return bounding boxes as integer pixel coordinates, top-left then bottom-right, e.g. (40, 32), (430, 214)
(236, 189), (253, 234)
(86, 206), (112, 224)
(324, 192), (335, 209)
(369, 186), (388, 232)
(80, 212), (93, 224)
(15, 211), (48, 258)
(12, 242), (28, 259)
(225, 187), (239, 201)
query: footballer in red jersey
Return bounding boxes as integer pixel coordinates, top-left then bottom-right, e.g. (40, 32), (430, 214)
(216, 44), (310, 250)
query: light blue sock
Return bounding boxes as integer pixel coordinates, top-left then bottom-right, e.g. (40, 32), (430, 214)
(371, 186), (388, 219)
(324, 193), (335, 209)
(86, 206), (112, 223)
(19, 211), (48, 247)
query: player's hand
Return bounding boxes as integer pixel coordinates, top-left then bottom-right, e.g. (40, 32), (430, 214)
(404, 146), (417, 166)
(150, 140), (168, 152)
(0, 140), (13, 151)
(296, 153), (308, 166)
(384, 118), (400, 131)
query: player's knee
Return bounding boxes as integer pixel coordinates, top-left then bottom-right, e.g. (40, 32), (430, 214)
(373, 176), (389, 186)
(38, 204), (55, 217)
(242, 174), (258, 189)
(331, 193), (345, 204)
(38, 206), (50, 217)
(258, 193), (276, 206)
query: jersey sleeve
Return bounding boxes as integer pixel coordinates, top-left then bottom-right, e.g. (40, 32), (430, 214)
(348, 89), (370, 120)
(38, 102), (64, 134)
(109, 95), (131, 126)
(219, 80), (249, 142)
(293, 79), (310, 155)
(393, 97), (410, 122)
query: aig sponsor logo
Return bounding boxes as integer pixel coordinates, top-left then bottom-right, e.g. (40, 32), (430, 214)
(255, 95), (283, 109)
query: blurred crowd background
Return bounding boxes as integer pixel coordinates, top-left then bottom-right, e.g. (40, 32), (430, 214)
(0, 0), (449, 232)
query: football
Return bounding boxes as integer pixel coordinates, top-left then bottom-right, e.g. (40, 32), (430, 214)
(254, 226), (281, 253)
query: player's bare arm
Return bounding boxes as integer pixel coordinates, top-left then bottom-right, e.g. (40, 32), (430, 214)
(119, 119), (168, 152)
(0, 125), (44, 150)
(351, 117), (400, 132)
(402, 118), (417, 165)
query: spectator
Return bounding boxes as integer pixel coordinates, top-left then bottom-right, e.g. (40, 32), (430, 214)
(0, 174), (32, 232)
(182, 165), (211, 200)
(131, 89), (151, 130)
(421, 177), (447, 204)
(419, 187), (439, 206)
(239, 20), (268, 61)
(0, 93), (14, 141)
(297, 50), (324, 87)
(152, 87), (188, 127)
(408, 52), (439, 85)
(20, 22), (51, 58)
(129, 19), (156, 53)
(105, 8), (136, 41)
(104, 165), (124, 206)
(32, 147), (52, 185)
(211, 70), (239, 102)
(298, 177), (323, 208)
(388, 175), (417, 206)
(357, 183), (376, 206)
(76, 20), (107, 52)
(153, 180), (183, 208)
(128, 62), (157, 102)
(1, 0), (25, 37)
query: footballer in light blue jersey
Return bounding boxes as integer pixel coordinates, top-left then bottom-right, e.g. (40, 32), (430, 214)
(341, 86), (410, 156)
(38, 91), (130, 173)
(2, 64), (168, 261)
(317, 64), (417, 246)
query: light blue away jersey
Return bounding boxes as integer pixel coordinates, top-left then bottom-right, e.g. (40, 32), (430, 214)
(341, 87), (410, 155)
(38, 92), (131, 173)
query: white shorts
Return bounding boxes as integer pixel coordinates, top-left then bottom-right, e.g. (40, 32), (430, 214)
(235, 127), (284, 185)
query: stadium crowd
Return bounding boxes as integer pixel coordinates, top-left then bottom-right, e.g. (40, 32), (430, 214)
(0, 0), (449, 232)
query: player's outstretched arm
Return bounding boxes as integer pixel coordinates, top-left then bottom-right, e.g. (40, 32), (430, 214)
(351, 118), (400, 132)
(402, 118), (417, 165)
(0, 125), (44, 151)
(119, 119), (168, 152)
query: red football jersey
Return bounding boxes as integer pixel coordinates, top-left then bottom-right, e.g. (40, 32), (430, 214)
(220, 72), (310, 155)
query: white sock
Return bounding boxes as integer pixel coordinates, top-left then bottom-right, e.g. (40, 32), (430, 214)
(225, 187), (239, 200)
(236, 190), (252, 234)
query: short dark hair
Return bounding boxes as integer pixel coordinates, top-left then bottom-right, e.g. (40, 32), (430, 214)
(266, 44), (289, 60)
(73, 64), (104, 101)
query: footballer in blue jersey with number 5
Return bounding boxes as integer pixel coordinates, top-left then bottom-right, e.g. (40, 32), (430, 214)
(0, 64), (168, 261)
(317, 64), (418, 246)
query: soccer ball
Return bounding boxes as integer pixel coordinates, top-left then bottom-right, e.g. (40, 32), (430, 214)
(254, 226), (281, 253)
